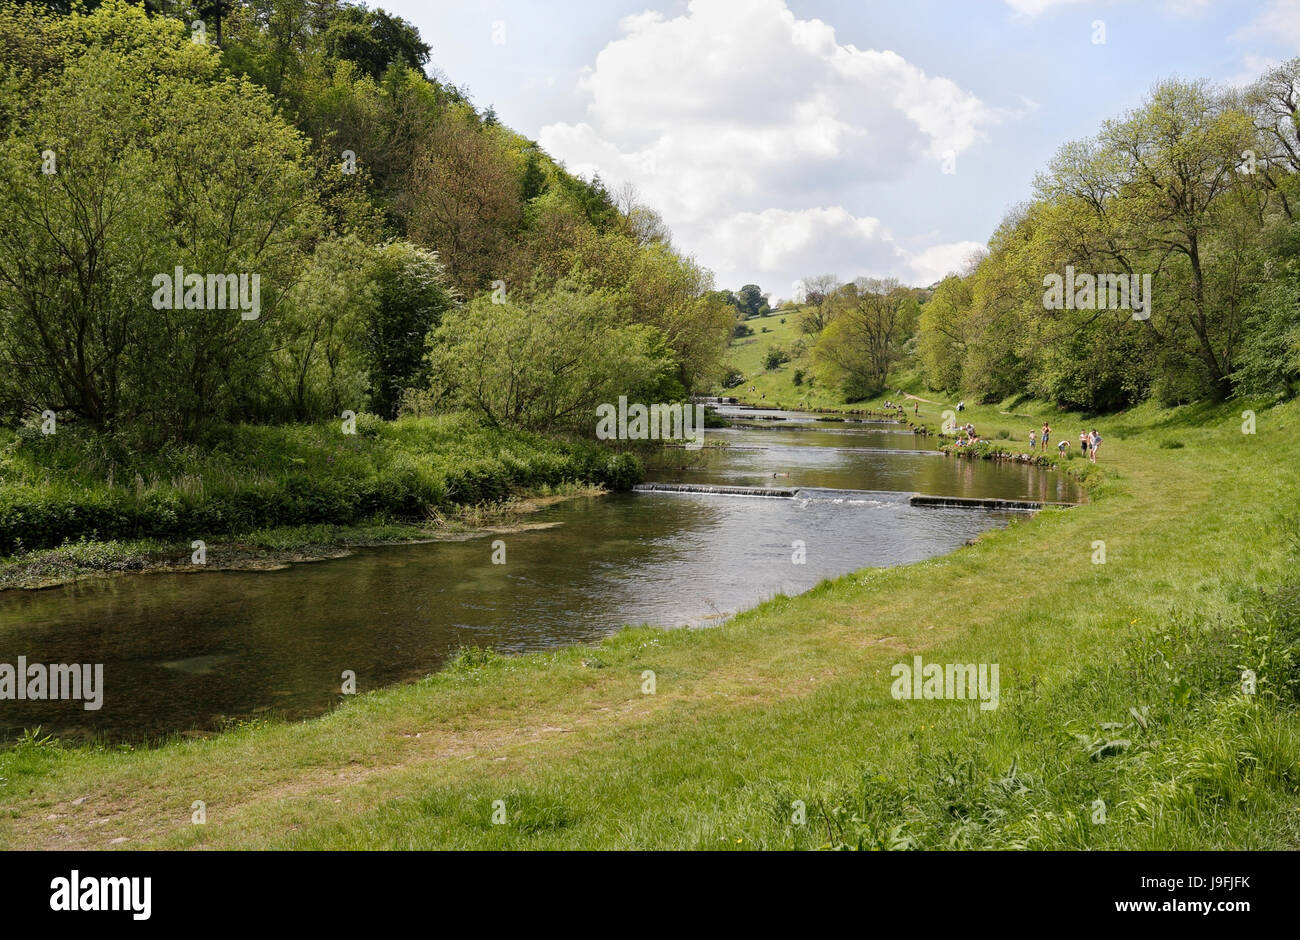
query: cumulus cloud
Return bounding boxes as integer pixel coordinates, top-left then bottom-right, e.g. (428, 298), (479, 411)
(538, 0), (1000, 290)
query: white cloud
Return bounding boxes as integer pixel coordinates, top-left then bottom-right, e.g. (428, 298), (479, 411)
(1226, 54), (1280, 87)
(538, 0), (1000, 289)
(1002, 0), (1091, 17)
(1238, 0), (1300, 47)
(906, 241), (987, 285)
(1005, 0), (1211, 18)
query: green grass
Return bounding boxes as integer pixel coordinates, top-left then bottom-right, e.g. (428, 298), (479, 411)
(725, 309), (944, 411)
(725, 311), (849, 409)
(0, 394), (1296, 850)
(0, 412), (640, 560)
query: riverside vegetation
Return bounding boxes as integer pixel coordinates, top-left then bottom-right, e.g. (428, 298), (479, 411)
(0, 395), (1296, 848)
(0, 0), (1298, 850)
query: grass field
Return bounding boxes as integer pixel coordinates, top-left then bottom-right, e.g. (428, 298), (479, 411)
(725, 311), (851, 409)
(1, 389), (1296, 849)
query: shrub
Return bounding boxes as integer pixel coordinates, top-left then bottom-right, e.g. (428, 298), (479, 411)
(765, 347), (791, 371)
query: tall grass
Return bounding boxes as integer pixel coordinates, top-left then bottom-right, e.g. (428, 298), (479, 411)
(0, 413), (641, 553)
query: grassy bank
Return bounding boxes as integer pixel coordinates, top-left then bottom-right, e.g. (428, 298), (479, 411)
(0, 490), (600, 591)
(0, 395), (1296, 849)
(0, 413), (640, 584)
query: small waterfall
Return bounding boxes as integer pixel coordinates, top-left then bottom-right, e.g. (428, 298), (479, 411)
(908, 494), (1075, 511)
(633, 482), (797, 498)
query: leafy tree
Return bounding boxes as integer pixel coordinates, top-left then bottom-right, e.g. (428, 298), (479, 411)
(425, 287), (678, 431)
(1040, 80), (1259, 400)
(813, 279), (912, 399)
(405, 110), (522, 295)
(798, 274), (840, 333)
(918, 275), (969, 391)
(0, 1), (315, 435)
(737, 284), (765, 318)
(362, 241), (456, 418)
(322, 4), (429, 82)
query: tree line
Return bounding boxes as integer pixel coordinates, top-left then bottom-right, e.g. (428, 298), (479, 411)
(0, 0), (733, 441)
(790, 69), (1300, 411)
(918, 71), (1300, 410)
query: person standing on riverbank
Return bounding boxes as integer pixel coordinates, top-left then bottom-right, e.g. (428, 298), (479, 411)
(1089, 429), (1101, 463)
(1041, 423), (1051, 452)
(1079, 431), (1089, 459)
(1029, 429), (1036, 450)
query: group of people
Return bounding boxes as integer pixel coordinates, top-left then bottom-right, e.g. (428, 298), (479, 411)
(952, 422), (980, 447)
(1029, 423), (1102, 463)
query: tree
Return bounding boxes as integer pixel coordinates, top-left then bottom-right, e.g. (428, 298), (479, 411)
(0, 2), (315, 435)
(813, 278), (912, 399)
(362, 241), (456, 418)
(405, 111), (522, 295)
(737, 284), (765, 318)
(1245, 60), (1300, 220)
(798, 274), (840, 333)
(919, 275), (970, 391)
(1042, 80), (1259, 399)
(322, 5), (429, 82)
(425, 287), (678, 431)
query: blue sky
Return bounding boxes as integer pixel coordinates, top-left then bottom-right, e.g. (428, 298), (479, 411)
(381, 0), (1300, 297)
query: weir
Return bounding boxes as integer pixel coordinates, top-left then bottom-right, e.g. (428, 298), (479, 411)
(633, 484), (1078, 510)
(909, 494), (1077, 511)
(633, 482), (797, 498)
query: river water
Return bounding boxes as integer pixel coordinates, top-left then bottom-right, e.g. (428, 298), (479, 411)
(0, 407), (1079, 743)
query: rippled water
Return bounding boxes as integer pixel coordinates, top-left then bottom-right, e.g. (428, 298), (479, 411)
(0, 410), (1077, 742)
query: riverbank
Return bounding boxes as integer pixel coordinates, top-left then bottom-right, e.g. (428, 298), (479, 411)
(0, 490), (601, 591)
(0, 413), (639, 590)
(1, 396), (1295, 849)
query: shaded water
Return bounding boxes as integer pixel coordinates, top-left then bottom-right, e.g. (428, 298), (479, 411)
(0, 411), (1078, 742)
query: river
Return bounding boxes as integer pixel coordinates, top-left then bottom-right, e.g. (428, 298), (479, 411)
(0, 407), (1079, 743)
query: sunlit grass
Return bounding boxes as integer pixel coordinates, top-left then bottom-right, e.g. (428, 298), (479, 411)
(0, 396), (1295, 850)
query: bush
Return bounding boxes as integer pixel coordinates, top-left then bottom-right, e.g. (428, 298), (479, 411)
(0, 415), (636, 553)
(601, 453), (643, 492)
(764, 347), (791, 371)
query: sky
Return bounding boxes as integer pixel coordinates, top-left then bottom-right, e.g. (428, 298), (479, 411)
(379, 0), (1300, 299)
